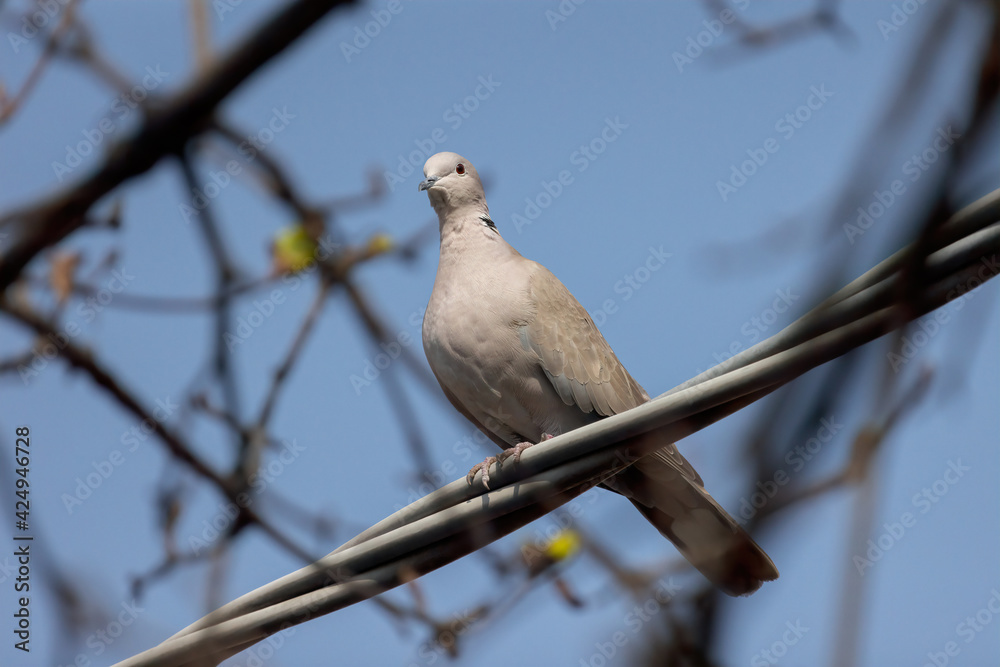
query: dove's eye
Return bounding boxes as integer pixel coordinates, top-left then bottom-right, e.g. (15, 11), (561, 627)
(456, 164), (466, 175)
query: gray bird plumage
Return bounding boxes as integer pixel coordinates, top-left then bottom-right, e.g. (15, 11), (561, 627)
(419, 152), (778, 596)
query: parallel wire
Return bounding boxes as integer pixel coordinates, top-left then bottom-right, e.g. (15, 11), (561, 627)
(114, 189), (1000, 667)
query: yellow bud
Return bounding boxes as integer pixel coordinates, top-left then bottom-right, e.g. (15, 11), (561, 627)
(544, 529), (581, 562)
(366, 233), (394, 255)
(273, 224), (318, 273)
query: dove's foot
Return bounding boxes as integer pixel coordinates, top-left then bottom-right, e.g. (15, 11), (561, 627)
(467, 435), (554, 489)
(466, 456), (498, 489)
(496, 433), (554, 467)
(495, 441), (532, 466)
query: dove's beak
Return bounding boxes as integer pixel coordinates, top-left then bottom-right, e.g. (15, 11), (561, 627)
(418, 176), (439, 192)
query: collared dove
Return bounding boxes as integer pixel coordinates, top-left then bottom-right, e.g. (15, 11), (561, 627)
(419, 152), (778, 596)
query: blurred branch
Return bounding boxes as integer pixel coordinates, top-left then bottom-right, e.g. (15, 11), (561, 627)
(210, 119), (324, 224)
(254, 280), (332, 431)
(0, 0), (358, 291)
(703, 0), (855, 54)
(189, 0), (213, 71)
(762, 366), (933, 518)
(680, 7), (998, 658)
(0, 298), (319, 566)
(0, 0), (80, 124)
(831, 367), (933, 667)
(342, 279), (444, 398)
(22, 274), (273, 312)
(178, 155), (244, 453)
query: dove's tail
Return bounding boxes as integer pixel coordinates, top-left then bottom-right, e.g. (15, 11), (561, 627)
(606, 445), (779, 596)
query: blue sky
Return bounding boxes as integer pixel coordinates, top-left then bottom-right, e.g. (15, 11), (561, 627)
(1, 2), (998, 666)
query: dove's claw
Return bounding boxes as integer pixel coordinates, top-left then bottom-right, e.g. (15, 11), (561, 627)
(496, 434), (553, 466)
(496, 441), (534, 466)
(468, 435), (554, 487)
(466, 456), (498, 488)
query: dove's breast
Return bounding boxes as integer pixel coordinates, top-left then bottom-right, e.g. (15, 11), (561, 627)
(423, 257), (531, 385)
(422, 256), (577, 443)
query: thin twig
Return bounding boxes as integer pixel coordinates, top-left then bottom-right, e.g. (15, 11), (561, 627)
(0, 0), (359, 290)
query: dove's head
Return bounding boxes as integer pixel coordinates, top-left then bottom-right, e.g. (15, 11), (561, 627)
(419, 152), (487, 216)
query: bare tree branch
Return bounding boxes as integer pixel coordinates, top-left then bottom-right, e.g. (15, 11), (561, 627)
(0, 0), (358, 291)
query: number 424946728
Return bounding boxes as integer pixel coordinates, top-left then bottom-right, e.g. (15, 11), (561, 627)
(14, 427), (29, 531)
